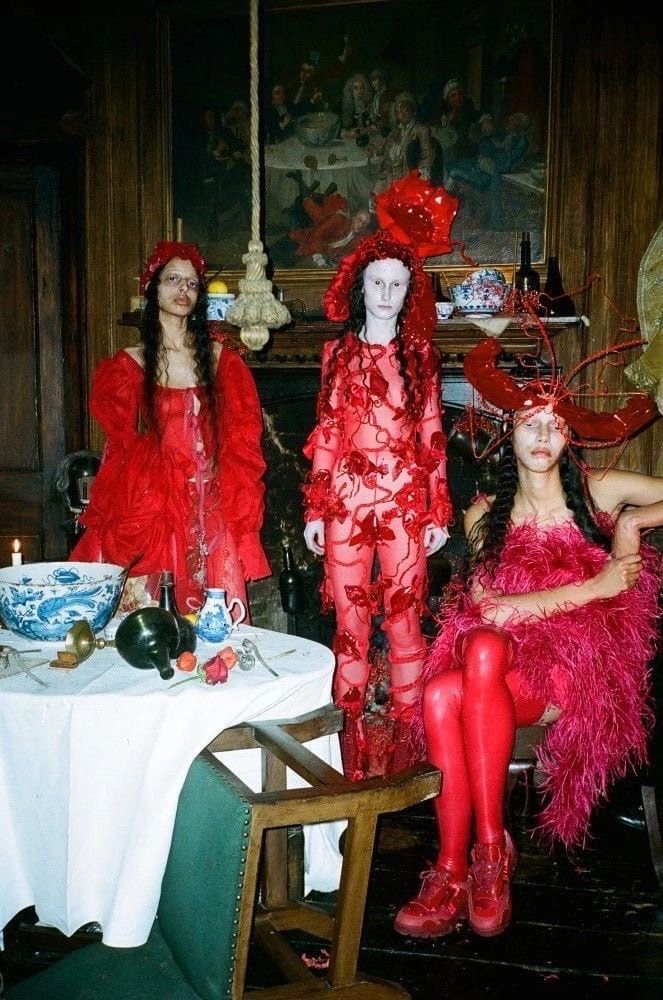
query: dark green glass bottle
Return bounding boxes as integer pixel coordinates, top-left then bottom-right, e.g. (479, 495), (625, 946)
(515, 231), (540, 293)
(541, 255), (576, 317)
(158, 570), (197, 657)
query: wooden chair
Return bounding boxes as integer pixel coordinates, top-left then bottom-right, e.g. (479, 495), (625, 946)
(7, 705), (440, 1000)
(641, 784), (663, 888)
(506, 724), (663, 890)
(506, 723), (547, 819)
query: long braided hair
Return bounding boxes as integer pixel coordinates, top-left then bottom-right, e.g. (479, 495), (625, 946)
(465, 437), (611, 583)
(140, 264), (216, 446)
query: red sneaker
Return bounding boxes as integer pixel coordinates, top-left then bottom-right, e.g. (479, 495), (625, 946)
(394, 868), (470, 938)
(468, 830), (517, 937)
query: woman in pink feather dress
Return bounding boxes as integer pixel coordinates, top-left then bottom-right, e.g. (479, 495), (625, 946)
(395, 398), (663, 940)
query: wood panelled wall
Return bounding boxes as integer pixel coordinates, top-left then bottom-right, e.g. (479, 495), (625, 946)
(80, 2), (661, 468)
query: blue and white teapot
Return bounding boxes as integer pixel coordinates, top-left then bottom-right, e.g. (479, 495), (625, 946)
(195, 588), (247, 643)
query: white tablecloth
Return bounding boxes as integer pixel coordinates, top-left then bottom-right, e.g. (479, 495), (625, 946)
(0, 625), (343, 947)
(265, 135), (380, 226)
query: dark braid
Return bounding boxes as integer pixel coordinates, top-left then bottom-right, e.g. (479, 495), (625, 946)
(465, 438), (610, 584)
(559, 451), (611, 550)
(140, 264), (216, 451)
(465, 441), (518, 579)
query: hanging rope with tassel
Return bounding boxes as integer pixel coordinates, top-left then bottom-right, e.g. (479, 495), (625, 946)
(226, 0), (290, 350)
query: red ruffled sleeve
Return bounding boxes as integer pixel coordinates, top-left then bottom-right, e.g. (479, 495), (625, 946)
(217, 348), (271, 580)
(70, 352), (172, 574)
(88, 352), (143, 451)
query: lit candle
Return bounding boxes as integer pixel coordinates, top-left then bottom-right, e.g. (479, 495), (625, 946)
(176, 217), (184, 241)
(11, 539), (22, 566)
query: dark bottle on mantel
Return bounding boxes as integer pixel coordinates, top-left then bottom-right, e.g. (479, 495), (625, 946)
(515, 230), (540, 294)
(431, 272), (451, 302)
(158, 570), (197, 657)
(541, 255), (576, 317)
(279, 544), (305, 616)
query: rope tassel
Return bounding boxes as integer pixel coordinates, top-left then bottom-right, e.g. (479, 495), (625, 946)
(226, 0), (291, 350)
(226, 241), (290, 351)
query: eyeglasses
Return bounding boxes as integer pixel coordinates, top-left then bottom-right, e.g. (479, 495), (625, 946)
(161, 273), (200, 292)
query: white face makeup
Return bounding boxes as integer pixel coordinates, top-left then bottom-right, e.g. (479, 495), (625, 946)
(512, 406), (569, 471)
(157, 258), (200, 318)
(362, 258), (411, 334)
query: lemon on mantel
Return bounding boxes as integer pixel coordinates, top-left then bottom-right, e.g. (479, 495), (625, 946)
(208, 279), (228, 294)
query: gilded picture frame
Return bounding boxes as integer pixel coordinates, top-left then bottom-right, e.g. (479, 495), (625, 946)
(164, 0), (553, 310)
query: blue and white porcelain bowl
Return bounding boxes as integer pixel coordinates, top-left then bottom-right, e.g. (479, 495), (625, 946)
(206, 294), (236, 321)
(449, 268), (508, 313)
(0, 562), (126, 641)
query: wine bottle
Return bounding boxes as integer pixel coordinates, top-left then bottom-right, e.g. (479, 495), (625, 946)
(279, 544), (305, 615)
(158, 570), (197, 657)
(514, 231), (540, 294)
(431, 272), (450, 302)
(541, 255), (576, 317)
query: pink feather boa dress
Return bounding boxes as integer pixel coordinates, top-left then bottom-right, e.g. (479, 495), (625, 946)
(421, 519), (662, 849)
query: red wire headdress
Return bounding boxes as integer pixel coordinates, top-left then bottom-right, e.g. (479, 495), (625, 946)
(140, 241), (207, 293)
(464, 331), (659, 448)
(323, 171), (459, 350)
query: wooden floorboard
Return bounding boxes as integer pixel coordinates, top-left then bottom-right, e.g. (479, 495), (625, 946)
(2, 784), (662, 997)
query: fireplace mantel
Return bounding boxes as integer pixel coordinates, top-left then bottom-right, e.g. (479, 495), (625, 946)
(119, 314), (579, 368)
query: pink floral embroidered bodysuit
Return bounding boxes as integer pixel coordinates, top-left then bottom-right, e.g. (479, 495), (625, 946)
(303, 334), (451, 770)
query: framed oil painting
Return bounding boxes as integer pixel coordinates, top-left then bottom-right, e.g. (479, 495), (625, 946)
(168, 0), (551, 292)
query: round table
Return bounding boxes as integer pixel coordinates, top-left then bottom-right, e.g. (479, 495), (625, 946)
(265, 135), (381, 231)
(0, 625), (342, 947)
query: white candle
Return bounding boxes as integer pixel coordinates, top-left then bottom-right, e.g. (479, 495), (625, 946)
(11, 539), (22, 566)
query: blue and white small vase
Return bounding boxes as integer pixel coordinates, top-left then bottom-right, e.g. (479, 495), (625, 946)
(195, 588), (246, 643)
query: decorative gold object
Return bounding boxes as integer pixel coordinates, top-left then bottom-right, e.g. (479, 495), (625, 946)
(62, 619), (112, 665)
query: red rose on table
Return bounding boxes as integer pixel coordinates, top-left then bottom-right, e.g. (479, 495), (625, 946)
(202, 654), (229, 685)
(218, 646), (239, 669)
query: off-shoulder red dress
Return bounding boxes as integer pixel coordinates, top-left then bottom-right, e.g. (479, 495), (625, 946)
(70, 347), (270, 612)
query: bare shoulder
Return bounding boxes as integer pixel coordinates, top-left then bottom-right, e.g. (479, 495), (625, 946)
(587, 466), (663, 515)
(464, 495), (493, 537)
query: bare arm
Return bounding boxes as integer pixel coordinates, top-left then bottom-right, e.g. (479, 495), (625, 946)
(463, 499), (643, 627)
(588, 467), (663, 557)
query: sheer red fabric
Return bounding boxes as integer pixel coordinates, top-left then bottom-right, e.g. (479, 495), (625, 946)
(303, 336), (452, 772)
(70, 348), (270, 612)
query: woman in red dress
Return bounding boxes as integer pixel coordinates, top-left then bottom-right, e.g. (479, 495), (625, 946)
(70, 241), (270, 613)
(395, 334), (663, 939)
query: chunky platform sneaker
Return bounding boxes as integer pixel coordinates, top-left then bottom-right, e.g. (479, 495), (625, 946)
(468, 830), (517, 937)
(394, 868), (470, 938)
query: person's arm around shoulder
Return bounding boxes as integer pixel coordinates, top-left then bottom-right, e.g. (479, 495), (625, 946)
(588, 466), (663, 558)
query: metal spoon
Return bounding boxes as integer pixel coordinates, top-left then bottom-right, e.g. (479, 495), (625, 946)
(241, 638), (280, 677)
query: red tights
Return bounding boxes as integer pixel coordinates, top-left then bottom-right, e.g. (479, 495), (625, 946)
(423, 626), (546, 878)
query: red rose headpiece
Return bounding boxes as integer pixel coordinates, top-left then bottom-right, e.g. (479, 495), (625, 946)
(323, 171), (459, 350)
(464, 333), (659, 448)
(140, 241), (207, 292)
